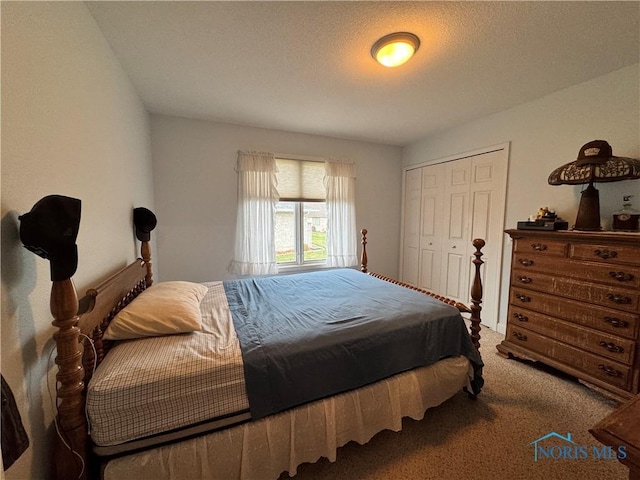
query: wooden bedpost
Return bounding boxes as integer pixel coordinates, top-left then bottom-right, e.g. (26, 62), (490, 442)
(51, 278), (87, 480)
(360, 229), (368, 273)
(469, 238), (485, 350)
(141, 240), (153, 287)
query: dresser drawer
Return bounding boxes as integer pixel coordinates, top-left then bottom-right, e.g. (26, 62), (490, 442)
(507, 325), (632, 390)
(570, 242), (640, 267)
(514, 238), (567, 257)
(513, 253), (640, 289)
(509, 288), (640, 338)
(507, 306), (636, 365)
(510, 272), (640, 313)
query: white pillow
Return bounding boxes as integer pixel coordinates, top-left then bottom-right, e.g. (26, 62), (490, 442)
(103, 281), (209, 340)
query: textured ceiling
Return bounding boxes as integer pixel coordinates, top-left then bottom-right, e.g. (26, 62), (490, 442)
(86, 1), (640, 147)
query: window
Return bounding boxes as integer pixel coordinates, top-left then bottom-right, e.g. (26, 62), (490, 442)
(274, 158), (327, 267)
(230, 151), (357, 276)
(275, 201), (327, 266)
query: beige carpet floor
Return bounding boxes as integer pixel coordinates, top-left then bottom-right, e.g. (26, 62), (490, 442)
(286, 326), (628, 480)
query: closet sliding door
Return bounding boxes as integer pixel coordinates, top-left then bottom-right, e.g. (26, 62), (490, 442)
(441, 159), (471, 302)
(401, 168), (422, 286)
(418, 163), (445, 293)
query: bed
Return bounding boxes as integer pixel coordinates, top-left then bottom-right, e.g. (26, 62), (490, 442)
(49, 229), (485, 480)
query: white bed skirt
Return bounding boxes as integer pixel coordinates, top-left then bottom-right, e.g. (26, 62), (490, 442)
(103, 355), (472, 480)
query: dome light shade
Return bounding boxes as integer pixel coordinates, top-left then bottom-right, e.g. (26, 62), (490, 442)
(371, 32), (420, 67)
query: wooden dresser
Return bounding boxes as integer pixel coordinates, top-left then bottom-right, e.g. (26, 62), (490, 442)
(497, 230), (640, 401)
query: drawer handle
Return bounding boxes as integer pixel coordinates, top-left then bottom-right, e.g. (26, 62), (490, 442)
(513, 313), (529, 322)
(598, 341), (624, 354)
(517, 276), (532, 284)
(609, 271), (635, 282)
(597, 364), (622, 377)
(515, 293), (531, 302)
(594, 249), (618, 260)
(518, 259), (534, 267)
(606, 293), (632, 305)
(531, 243), (547, 251)
(603, 317), (629, 328)
(513, 332), (527, 341)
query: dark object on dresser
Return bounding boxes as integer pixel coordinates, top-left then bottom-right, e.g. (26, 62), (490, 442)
(497, 230), (640, 401)
(517, 219), (569, 231)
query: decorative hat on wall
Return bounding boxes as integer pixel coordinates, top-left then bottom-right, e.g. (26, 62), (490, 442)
(19, 195), (82, 281)
(548, 140), (640, 231)
(133, 207), (157, 241)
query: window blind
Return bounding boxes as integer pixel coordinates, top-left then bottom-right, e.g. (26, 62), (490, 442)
(276, 158), (326, 202)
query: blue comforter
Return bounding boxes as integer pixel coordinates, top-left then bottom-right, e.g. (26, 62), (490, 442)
(224, 268), (483, 419)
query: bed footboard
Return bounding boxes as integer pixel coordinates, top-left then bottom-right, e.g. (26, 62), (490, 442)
(359, 230), (484, 351)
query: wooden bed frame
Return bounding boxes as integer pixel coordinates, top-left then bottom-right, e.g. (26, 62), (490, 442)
(49, 230), (484, 480)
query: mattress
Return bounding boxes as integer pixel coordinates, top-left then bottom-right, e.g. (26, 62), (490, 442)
(87, 282), (250, 449)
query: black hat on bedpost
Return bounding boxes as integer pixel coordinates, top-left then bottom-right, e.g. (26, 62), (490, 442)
(133, 207), (157, 242)
(19, 195), (81, 281)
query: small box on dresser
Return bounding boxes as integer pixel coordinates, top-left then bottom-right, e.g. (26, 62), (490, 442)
(497, 229), (640, 401)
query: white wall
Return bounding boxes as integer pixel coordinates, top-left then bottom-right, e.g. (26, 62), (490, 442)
(403, 64), (640, 333)
(150, 115), (403, 282)
(1, 3), (153, 479)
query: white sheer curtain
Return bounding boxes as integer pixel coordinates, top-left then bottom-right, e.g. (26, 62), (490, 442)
(325, 161), (358, 267)
(229, 152), (279, 276)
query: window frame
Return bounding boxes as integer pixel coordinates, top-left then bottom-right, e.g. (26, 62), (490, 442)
(275, 200), (328, 270)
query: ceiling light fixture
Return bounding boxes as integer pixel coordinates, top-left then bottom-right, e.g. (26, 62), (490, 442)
(371, 32), (420, 67)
